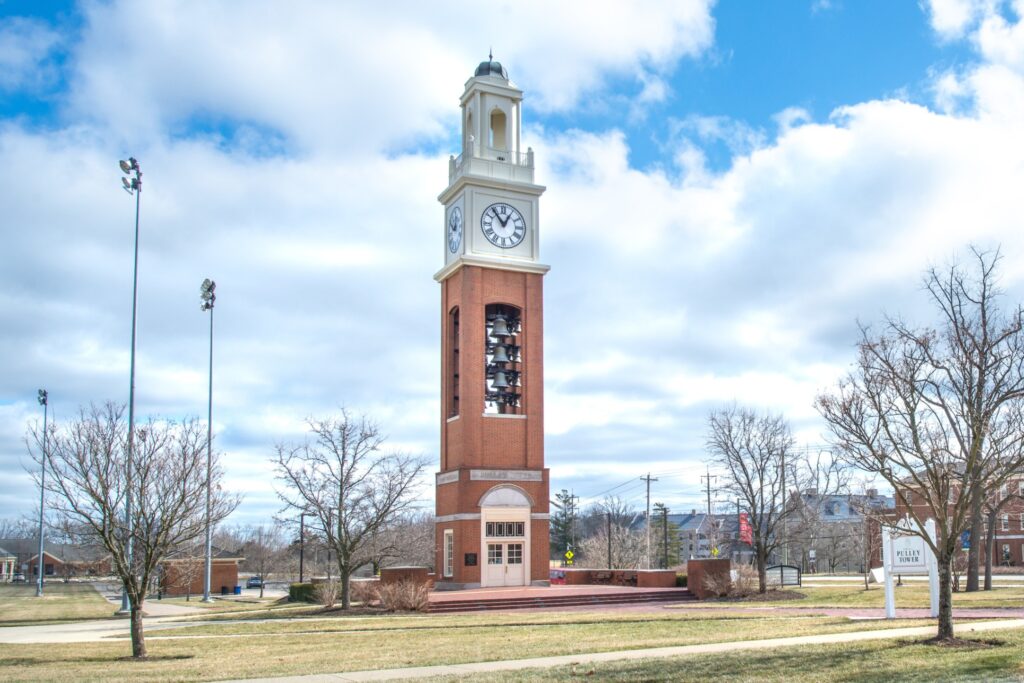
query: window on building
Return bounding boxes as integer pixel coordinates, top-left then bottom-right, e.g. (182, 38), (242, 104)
(443, 529), (454, 578)
(485, 521), (525, 538)
(1001, 483), (1009, 499)
(1002, 515), (1010, 532)
(448, 307), (460, 419)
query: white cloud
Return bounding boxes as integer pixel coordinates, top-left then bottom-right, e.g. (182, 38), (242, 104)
(0, 17), (61, 91)
(7, 1), (1024, 520)
(924, 0), (994, 39)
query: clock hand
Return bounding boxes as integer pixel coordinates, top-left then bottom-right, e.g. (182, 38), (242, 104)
(496, 212), (510, 227)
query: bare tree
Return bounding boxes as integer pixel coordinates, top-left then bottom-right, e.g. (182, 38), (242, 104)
(272, 410), (426, 609)
(366, 511), (435, 573)
(707, 406), (844, 593)
(26, 403), (239, 658)
(243, 525), (287, 598)
(983, 486), (1021, 589)
(0, 517), (36, 539)
(162, 543), (205, 601)
(817, 248), (1024, 641)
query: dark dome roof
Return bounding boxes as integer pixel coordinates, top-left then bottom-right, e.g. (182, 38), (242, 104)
(475, 57), (508, 80)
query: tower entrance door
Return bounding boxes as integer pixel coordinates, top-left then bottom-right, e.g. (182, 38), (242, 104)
(481, 516), (529, 587)
(485, 541), (525, 587)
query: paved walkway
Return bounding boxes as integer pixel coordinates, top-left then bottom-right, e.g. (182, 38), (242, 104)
(226, 618), (1024, 682)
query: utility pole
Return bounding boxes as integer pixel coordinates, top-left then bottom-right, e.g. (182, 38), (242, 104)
(662, 505), (669, 569)
(606, 511), (612, 569)
(641, 474), (658, 569)
(700, 466), (717, 517)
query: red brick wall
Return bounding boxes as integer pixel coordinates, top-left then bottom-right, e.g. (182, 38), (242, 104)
(161, 560), (239, 597)
(687, 559), (731, 599)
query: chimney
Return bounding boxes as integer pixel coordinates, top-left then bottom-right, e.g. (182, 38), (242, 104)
(805, 488), (818, 496)
(866, 488), (878, 498)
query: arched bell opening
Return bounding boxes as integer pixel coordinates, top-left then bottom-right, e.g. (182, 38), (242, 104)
(448, 306), (460, 419)
(484, 303), (522, 415)
(489, 108), (508, 151)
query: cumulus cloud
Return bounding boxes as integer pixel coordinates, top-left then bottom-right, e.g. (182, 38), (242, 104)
(5, 1), (1024, 519)
(0, 16), (62, 91)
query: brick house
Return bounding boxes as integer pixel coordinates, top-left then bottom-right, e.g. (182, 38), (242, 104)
(0, 539), (111, 579)
(159, 546), (243, 597)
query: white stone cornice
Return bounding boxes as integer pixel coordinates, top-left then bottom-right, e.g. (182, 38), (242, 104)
(434, 255), (550, 283)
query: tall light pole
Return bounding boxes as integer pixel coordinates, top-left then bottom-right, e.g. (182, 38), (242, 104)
(36, 389), (48, 597)
(200, 278), (216, 602)
(119, 157), (142, 615)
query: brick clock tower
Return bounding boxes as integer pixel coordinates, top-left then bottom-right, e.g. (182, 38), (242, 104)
(434, 57), (550, 589)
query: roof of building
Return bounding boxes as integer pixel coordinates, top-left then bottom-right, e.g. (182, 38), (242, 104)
(0, 538), (106, 562)
(796, 492), (896, 521)
(164, 544), (243, 562)
(475, 54), (508, 80)
(0, 545), (15, 558)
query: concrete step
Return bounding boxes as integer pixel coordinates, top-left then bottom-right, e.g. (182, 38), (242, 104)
(428, 589), (695, 613)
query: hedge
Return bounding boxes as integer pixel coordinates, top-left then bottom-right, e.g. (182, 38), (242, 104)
(288, 582), (316, 602)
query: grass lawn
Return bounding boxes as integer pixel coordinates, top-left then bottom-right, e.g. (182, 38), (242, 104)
(0, 583), (115, 625)
(682, 584), (1024, 610)
(0, 611), (946, 682)
(460, 627), (1024, 682)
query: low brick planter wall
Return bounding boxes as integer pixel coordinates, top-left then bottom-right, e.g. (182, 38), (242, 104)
(559, 568), (676, 588)
(687, 558), (731, 599)
(636, 570), (677, 588)
(380, 566), (435, 587)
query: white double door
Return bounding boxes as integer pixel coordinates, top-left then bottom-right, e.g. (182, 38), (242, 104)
(485, 540), (525, 587)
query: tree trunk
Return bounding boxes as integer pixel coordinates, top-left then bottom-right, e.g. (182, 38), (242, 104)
(340, 567), (351, 609)
(984, 510), (995, 591)
(936, 552), (955, 641)
(966, 489), (982, 591)
(757, 546), (767, 593)
(130, 603), (147, 658)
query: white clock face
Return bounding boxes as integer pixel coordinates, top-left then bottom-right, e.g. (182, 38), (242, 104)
(447, 206), (463, 253)
(481, 202), (526, 249)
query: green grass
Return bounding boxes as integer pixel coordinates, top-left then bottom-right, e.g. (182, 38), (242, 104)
(444, 627), (1024, 682)
(681, 584), (1024, 610)
(0, 611), (944, 682)
(0, 583), (115, 625)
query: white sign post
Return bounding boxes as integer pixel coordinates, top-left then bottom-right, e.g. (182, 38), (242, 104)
(881, 517), (939, 619)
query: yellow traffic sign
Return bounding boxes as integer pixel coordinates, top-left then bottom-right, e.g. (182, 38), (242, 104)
(565, 550), (574, 560)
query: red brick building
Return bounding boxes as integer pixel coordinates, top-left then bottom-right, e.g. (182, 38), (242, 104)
(433, 57), (550, 589)
(159, 547), (243, 597)
(893, 476), (1024, 568)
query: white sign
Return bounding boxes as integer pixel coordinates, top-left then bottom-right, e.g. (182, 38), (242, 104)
(881, 517), (939, 619)
(889, 534), (928, 573)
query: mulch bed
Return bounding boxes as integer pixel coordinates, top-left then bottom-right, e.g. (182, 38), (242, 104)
(711, 590), (806, 602)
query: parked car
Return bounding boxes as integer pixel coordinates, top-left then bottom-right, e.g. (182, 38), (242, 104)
(246, 576), (263, 588)
(11, 572), (26, 583)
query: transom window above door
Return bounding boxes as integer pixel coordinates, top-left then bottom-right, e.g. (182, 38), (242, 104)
(486, 521), (525, 538)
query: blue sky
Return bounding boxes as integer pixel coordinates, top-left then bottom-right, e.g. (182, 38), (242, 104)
(2, 0), (1024, 524)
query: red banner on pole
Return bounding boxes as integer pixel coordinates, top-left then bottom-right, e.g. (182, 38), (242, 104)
(739, 512), (753, 545)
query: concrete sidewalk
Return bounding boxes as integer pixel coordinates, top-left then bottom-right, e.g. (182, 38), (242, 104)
(228, 618), (1024, 682)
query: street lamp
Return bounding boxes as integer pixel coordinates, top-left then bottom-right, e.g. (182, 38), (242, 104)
(36, 389), (48, 597)
(200, 278), (216, 602)
(119, 157), (142, 615)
